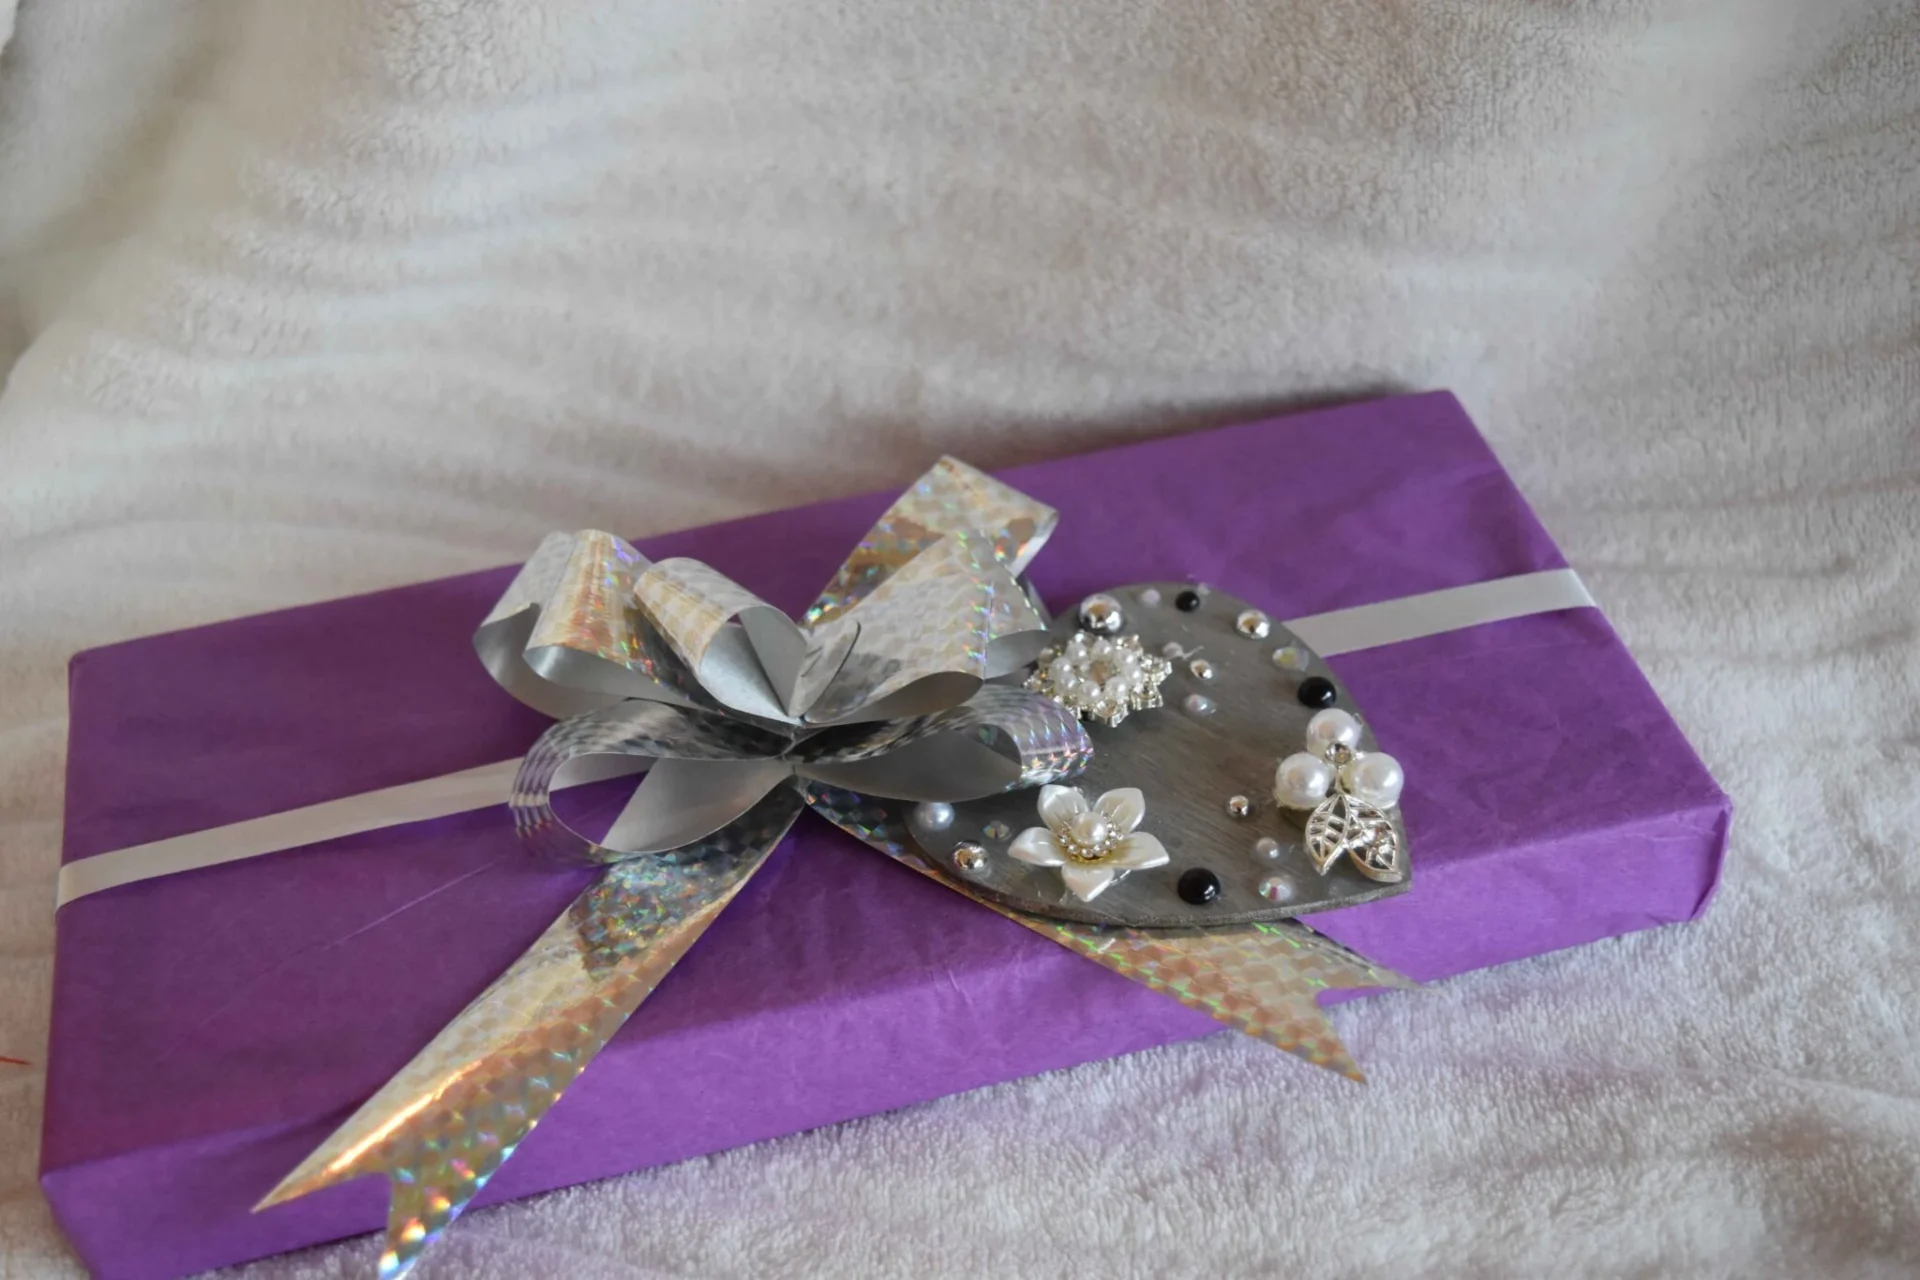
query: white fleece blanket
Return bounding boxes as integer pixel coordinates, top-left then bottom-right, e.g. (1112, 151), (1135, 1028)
(2, 2), (1916, 1277)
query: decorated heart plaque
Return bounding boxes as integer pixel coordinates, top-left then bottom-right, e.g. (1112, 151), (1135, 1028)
(906, 583), (1411, 928)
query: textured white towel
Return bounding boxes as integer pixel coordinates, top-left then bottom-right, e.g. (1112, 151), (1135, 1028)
(1, 2), (1916, 1276)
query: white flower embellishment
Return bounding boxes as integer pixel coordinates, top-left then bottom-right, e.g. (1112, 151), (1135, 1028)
(1009, 785), (1170, 902)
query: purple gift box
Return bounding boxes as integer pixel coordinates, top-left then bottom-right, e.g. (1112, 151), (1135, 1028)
(43, 392), (1729, 1279)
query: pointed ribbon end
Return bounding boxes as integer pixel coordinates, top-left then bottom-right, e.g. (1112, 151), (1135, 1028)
(253, 1153), (361, 1213)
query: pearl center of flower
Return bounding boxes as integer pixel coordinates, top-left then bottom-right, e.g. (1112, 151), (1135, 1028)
(1062, 810), (1117, 861)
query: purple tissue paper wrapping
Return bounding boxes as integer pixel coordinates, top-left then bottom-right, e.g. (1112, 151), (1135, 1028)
(43, 392), (1730, 1279)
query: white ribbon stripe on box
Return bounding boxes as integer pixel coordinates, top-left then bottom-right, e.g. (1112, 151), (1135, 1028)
(55, 567), (1593, 908)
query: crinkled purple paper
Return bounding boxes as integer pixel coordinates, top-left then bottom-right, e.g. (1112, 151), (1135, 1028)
(44, 392), (1728, 1280)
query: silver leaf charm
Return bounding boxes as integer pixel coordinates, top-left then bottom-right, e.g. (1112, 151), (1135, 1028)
(1304, 792), (1404, 883)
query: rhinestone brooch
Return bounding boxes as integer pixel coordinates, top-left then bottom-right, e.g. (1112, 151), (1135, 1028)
(1026, 632), (1173, 728)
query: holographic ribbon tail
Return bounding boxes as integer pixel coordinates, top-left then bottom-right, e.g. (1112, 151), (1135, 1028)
(256, 788), (806, 1280)
(256, 685), (1092, 1278)
(801, 785), (1414, 1082)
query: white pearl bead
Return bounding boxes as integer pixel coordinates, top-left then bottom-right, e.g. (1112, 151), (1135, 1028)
(1304, 708), (1363, 756)
(1102, 675), (1131, 703)
(1272, 752), (1334, 809)
(1047, 656), (1076, 686)
(1342, 752), (1405, 808)
(1090, 637), (1114, 659)
(911, 801), (955, 831)
(1069, 810), (1111, 850)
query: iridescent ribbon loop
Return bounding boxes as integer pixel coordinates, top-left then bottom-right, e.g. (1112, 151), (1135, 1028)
(475, 457), (1060, 727)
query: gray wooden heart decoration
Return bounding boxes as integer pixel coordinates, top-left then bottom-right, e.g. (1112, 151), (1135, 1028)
(904, 583), (1413, 928)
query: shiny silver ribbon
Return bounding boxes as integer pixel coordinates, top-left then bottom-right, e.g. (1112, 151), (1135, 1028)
(256, 458), (1100, 1278)
(471, 455), (1089, 864)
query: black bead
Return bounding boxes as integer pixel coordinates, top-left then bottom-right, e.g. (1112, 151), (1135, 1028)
(1296, 676), (1337, 708)
(1174, 589), (1203, 612)
(1177, 867), (1221, 905)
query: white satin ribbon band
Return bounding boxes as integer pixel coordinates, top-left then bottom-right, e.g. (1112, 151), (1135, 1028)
(1288, 567), (1594, 657)
(56, 760), (524, 908)
(54, 567), (1592, 909)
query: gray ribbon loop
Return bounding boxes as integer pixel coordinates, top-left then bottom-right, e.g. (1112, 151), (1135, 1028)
(803, 457), (1061, 627)
(510, 701), (792, 863)
(632, 558), (838, 722)
(600, 759), (796, 858)
(800, 537), (1047, 724)
(791, 685), (1093, 802)
(475, 531), (721, 720)
(511, 686), (1092, 865)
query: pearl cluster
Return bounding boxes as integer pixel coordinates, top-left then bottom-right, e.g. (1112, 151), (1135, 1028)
(1271, 645), (1309, 671)
(1026, 630), (1173, 728)
(1272, 708), (1406, 812)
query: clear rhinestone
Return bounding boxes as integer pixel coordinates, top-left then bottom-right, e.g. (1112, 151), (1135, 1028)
(1251, 837), (1284, 862)
(1189, 658), (1216, 680)
(1183, 693), (1215, 716)
(982, 819), (1012, 841)
(1077, 594), (1125, 635)
(1235, 609), (1272, 639)
(953, 842), (989, 874)
(1138, 587), (1163, 606)
(1225, 794), (1253, 819)
(1271, 646), (1308, 671)
(1257, 875), (1293, 903)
